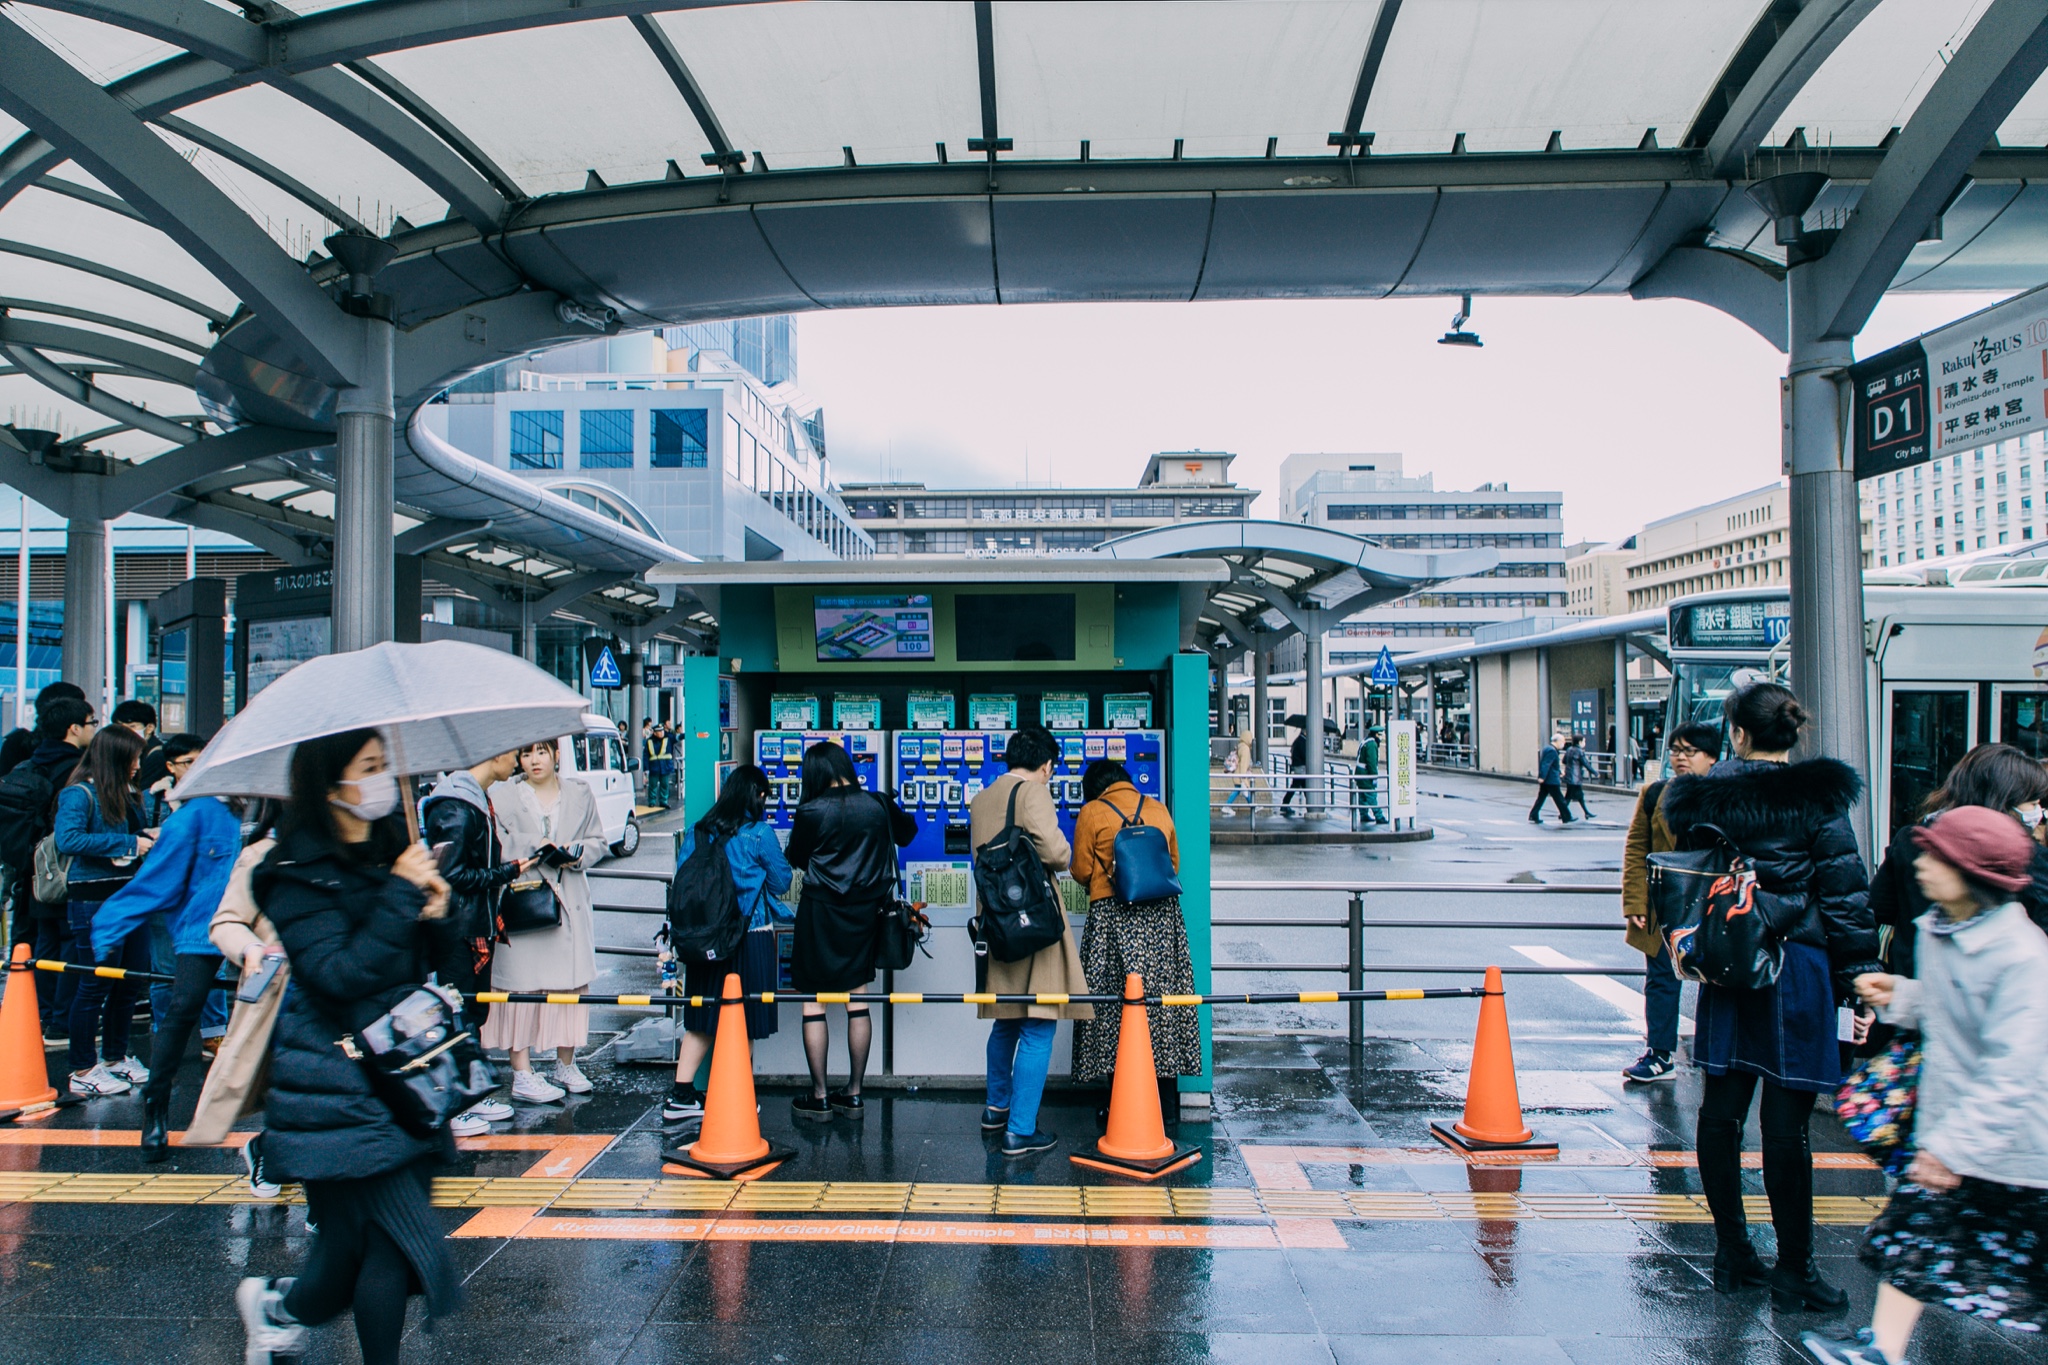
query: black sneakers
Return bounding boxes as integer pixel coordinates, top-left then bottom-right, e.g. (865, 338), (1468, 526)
(1621, 1051), (1677, 1083)
(661, 1085), (703, 1123)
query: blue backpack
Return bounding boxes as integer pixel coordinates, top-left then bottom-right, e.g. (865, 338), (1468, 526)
(1105, 793), (1182, 905)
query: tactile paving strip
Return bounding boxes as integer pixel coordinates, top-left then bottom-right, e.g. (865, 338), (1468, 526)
(0, 1172), (1891, 1224)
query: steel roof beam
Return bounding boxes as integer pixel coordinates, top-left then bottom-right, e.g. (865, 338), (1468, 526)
(0, 239), (231, 326)
(1335, 0), (1403, 151)
(1, 342), (201, 447)
(29, 173), (145, 222)
(152, 112), (368, 235)
(343, 60), (525, 206)
(0, 317), (200, 388)
(395, 517), (491, 556)
(628, 15), (740, 168)
(0, 297), (211, 357)
(1703, 0), (1879, 177)
(151, 494), (326, 565)
(0, 16), (358, 385)
(530, 570), (632, 619)
(34, 1), (514, 229)
(1812, 0), (2048, 340)
(100, 424), (335, 516)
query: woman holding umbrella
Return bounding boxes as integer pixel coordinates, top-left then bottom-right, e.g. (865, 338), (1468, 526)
(235, 728), (458, 1365)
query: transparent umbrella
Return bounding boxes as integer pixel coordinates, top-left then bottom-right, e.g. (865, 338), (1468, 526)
(174, 640), (592, 802)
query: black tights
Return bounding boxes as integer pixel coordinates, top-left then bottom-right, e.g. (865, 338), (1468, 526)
(284, 1220), (411, 1365)
(1696, 1071), (1817, 1267)
(802, 1007), (871, 1098)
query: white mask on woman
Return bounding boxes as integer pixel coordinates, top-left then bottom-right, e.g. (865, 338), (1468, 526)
(331, 770), (400, 822)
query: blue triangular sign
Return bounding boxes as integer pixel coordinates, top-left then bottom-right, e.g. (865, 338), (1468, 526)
(590, 644), (623, 689)
(1369, 646), (1398, 686)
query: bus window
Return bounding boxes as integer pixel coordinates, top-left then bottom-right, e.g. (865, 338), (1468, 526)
(1890, 690), (1971, 837)
(2000, 690), (2048, 761)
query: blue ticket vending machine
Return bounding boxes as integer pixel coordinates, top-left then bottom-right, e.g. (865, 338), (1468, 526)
(751, 729), (886, 836)
(892, 730), (1012, 909)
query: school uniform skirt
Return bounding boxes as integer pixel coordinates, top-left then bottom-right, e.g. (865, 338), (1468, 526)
(682, 926), (780, 1040)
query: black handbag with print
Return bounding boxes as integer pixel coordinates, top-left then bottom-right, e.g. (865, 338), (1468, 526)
(341, 981), (496, 1136)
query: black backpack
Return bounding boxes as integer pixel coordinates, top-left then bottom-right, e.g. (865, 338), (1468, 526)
(665, 825), (746, 968)
(970, 782), (1065, 964)
(0, 763), (56, 873)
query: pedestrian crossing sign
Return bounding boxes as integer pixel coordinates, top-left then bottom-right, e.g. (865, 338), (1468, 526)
(1369, 647), (1398, 687)
(589, 644), (623, 689)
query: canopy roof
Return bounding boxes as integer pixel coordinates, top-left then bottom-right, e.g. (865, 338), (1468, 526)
(4, 0), (2048, 623)
(1098, 519), (1498, 654)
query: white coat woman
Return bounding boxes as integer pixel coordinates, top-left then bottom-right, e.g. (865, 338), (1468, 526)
(484, 738), (606, 1102)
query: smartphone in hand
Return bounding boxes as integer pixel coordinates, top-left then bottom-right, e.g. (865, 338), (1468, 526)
(238, 951), (287, 1003)
(539, 843), (580, 869)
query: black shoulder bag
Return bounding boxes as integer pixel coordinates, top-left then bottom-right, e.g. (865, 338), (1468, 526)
(340, 980), (497, 1136)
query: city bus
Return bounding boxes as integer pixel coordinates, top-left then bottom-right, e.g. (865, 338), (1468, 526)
(1665, 582), (2048, 850)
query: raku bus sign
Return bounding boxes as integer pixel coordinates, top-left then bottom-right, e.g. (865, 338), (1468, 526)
(1854, 284), (2048, 480)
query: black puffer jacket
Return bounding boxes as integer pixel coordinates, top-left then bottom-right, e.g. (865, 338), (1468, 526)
(1662, 757), (1881, 982)
(784, 786), (915, 901)
(1868, 817), (2048, 976)
(254, 826), (451, 1183)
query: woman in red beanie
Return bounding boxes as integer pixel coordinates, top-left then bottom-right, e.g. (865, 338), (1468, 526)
(1803, 806), (2048, 1365)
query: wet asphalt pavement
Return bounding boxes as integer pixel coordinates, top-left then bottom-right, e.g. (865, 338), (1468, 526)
(0, 774), (2042, 1364)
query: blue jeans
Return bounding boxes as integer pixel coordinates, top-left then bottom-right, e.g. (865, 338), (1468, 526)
(148, 913), (175, 1032)
(986, 1017), (1056, 1138)
(1643, 942), (1681, 1055)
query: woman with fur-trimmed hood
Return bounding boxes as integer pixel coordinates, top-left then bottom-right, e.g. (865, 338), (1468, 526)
(1661, 682), (1882, 1315)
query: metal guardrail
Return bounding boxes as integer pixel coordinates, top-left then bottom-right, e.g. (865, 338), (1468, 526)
(1208, 880), (1629, 1048)
(1212, 768), (1399, 830)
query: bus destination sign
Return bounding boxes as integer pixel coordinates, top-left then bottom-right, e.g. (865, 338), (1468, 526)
(1672, 598), (1790, 650)
(1853, 284), (2048, 480)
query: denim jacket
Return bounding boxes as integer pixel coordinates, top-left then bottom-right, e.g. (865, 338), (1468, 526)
(52, 782), (143, 883)
(92, 796), (240, 959)
(678, 817), (793, 930)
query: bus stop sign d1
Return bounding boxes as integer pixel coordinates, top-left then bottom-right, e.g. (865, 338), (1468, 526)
(1853, 284), (2048, 480)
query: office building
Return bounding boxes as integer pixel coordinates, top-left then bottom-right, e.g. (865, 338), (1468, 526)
(421, 326), (868, 563)
(841, 451), (1256, 557)
(1863, 430), (2048, 567)
(1281, 453), (1565, 662)
(1625, 482), (1787, 611)
(1565, 536), (1636, 616)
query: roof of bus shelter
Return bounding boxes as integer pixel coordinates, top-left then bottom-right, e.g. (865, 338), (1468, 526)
(9, 1), (2048, 633)
(1318, 606), (1671, 681)
(1095, 519), (1499, 656)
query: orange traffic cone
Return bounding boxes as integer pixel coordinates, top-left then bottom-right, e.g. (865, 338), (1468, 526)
(1431, 966), (1556, 1154)
(1071, 974), (1200, 1180)
(662, 972), (794, 1180)
(0, 945), (57, 1111)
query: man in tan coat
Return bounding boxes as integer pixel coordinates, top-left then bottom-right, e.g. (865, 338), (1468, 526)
(969, 725), (1093, 1157)
(1620, 722), (1720, 1084)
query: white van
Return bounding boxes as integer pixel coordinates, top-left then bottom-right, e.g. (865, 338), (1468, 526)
(554, 713), (642, 859)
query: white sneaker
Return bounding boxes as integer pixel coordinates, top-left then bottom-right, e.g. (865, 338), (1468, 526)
(464, 1098), (514, 1122)
(448, 1111), (489, 1137)
(105, 1055), (151, 1083)
(68, 1062), (130, 1097)
(510, 1070), (566, 1103)
(236, 1276), (306, 1364)
(553, 1063), (593, 1094)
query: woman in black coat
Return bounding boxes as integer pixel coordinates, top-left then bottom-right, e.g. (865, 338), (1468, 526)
(783, 741), (914, 1121)
(1867, 741), (2048, 978)
(1661, 683), (1883, 1313)
(236, 728), (455, 1365)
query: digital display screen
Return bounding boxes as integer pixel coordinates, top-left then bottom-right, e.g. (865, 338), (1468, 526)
(814, 594), (934, 661)
(246, 616), (331, 698)
(1670, 598), (1789, 650)
(956, 593), (1076, 662)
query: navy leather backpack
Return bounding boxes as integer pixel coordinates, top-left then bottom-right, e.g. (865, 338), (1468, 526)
(1107, 794), (1182, 905)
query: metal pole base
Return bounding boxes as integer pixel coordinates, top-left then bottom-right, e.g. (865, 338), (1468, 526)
(1428, 1120), (1558, 1155)
(1069, 1144), (1203, 1181)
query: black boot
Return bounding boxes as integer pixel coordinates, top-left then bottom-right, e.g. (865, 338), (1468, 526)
(1769, 1259), (1849, 1312)
(140, 1094), (170, 1163)
(1711, 1238), (1769, 1293)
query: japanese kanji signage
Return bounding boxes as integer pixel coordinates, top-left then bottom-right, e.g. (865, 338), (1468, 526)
(1854, 284), (2048, 480)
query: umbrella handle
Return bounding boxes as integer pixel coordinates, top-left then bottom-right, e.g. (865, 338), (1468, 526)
(391, 727), (422, 844)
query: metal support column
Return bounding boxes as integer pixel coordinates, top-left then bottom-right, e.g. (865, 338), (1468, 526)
(1303, 610), (1325, 778)
(1535, 647), (1552, 747)
(1347, 891), (1365, 1052)
(16, 494), (30, 725)
(330, 235), (397, 654)
(625, 636), (645, 796)
(1613, 637), (1633, 786)
(61, 514), (106, 702)
(1787, 264), (1870, 843)
(1252, 633), (1270, 766)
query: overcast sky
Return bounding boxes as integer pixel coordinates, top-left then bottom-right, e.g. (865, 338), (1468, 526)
(797, 289), (2009, 546)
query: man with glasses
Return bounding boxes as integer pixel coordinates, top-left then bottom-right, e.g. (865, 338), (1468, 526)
(1619, 723), (1723, 1082)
